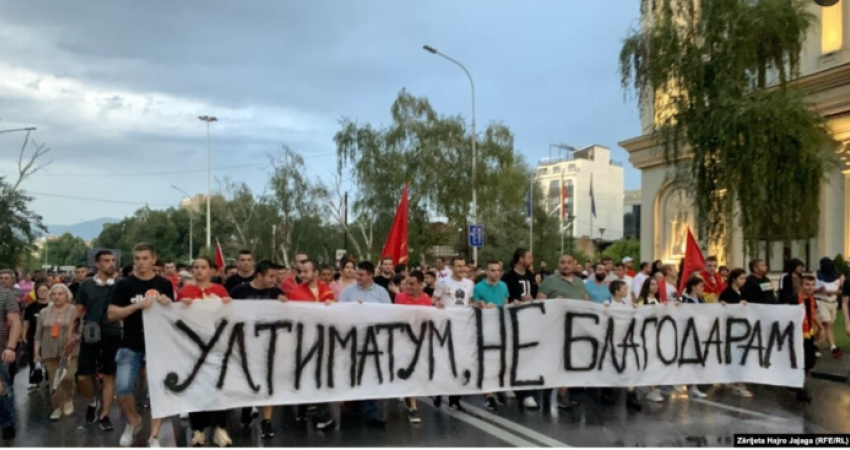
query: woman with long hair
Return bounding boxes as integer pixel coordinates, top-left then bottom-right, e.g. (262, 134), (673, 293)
(34, 284), (79, 421)
(718, 268), (753, 398)
(779, 259), (804, 305)
(330, 256), (357, 301)
(23, 283), (50, 390)
(177, 256), (233, 447)
(635, 277), (664, 403)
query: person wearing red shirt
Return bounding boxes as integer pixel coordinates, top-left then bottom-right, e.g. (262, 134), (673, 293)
(394, 270), (431, 424)
(699, 256), (726, 303)
(287, 260), (334, 304)
(176, 256), (232, 447)
(281, 252), (309, 296)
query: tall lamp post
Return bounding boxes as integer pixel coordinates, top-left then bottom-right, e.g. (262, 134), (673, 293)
(198, 115), (217, 250)
(423, 45), (478, 266)
(171, 185), (194, 261)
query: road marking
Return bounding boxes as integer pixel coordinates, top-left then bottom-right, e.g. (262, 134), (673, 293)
(690, 398), (796, 421)
(459, 401), (572, 448)
(419, 398), (540, 447)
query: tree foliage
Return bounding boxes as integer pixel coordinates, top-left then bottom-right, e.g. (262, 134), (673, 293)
(619, 0), (836, 257)
(0, 177), (46, 268)
(42, 233), (90, 266)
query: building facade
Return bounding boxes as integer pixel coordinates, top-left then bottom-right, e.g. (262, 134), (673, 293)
(534, 145), (625, 241)
(623, 190), (641, 239)
(620, 1), (850, 270)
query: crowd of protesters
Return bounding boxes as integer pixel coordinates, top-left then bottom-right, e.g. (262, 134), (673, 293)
(0, 245), (840, 446)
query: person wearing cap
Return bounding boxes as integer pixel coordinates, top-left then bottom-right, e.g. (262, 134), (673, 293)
(623, 257), (636, 278)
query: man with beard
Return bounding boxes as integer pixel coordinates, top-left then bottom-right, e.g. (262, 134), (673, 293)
(501, 248), (537, 303)
(281, 252), (308, 297)
(585, 262), (611, 304)
(73, 250), (120, 431)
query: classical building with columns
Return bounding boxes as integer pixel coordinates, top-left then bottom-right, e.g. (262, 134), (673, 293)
(620, 1), (850, 271)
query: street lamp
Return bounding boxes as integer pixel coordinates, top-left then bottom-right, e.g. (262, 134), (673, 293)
(423, 45), (478, 266)
(171, 185), (194, 261)
(198, 115), (218, 250)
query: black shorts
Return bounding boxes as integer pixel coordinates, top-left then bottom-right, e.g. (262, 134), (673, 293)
(804, 338), (816, 371)
(77, 335), (120, 377)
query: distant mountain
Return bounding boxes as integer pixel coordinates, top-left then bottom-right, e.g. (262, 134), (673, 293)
(45, 217), (120, 241)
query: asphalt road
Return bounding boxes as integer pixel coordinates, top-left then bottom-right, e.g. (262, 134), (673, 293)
(7, 371), (849, 447)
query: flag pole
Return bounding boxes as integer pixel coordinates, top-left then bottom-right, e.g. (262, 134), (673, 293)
(560, 171), (565, 256)
(529, 175), (534, 255)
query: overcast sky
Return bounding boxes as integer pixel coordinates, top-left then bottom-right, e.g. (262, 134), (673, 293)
(0, 0), (642, 226)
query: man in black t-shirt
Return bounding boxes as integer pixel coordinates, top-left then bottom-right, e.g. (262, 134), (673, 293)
(501, 248), (538, 303)
(228, 260), (285, 440)
(224, 250), (256, 292)
(741, 259), (777, 304)
(107, 243), (174, 448)
(373, 257), (397, 301)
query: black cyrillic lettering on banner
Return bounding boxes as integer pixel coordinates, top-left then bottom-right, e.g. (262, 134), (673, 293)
(564, 312), (600, 371)
(598, 316), (624, 373)
(616, 318), (641, 371)
(509, 303), (545, 386)
(678, 318), (705, 366)
(295, 323), (325, 390)
(376, 323), (406, 383)
(254, 320), (293, 396)
(764, 321), (797, 369)
(327, 326), (357, 388)
(474, 307), (507, 389)
(656, 316), (678, 365)
(428, 320), (458, 380)
(701, 318), (723, 366)
(725, 318), (752, 365)
(164, 319), (229, 393)
(739, 320), (765, 367)
(357, 326), (384, 386)
(217, 322), (260, 392)
(639, 317), (658, 371)
(397, 323), (427, 380)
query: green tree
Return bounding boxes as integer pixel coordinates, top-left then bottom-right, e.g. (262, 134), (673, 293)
(620, 0), (836, 257)
(0, 178), (46, 268)
(601, 238), (641, 266)
(42, 232), (90, 266)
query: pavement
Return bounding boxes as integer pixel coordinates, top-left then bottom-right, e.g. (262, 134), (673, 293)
(7, 367), (850, 448)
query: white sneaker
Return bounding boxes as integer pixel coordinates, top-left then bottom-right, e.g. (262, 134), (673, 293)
(212, 427), (232, 447)
(63, 400), (74, 416)
(148, 436), (160, 448)
(191, 431), (205, 447)
(50, 407), (63, 421)
(689, 387), (707, 399)
(522, 396), (538, 409)
(733, 386), (753, 398)
(119, 422), (142, 447)
(646, 390), (664, 403)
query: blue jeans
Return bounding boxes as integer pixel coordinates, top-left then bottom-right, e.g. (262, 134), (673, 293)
(115, 348), (145, 396)
(0, 363), (15, 429)
(363, 399), (385, 422)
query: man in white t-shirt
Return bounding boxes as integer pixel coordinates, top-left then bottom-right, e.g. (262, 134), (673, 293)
(632, 262), (651, 299)
(431, 256), (473, 412)
(612, 262), (635, 302)
(434, 257), (453, 280)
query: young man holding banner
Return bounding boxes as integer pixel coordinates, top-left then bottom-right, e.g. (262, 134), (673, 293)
(473, 261), (509, 411)
(432, 256), (474, 412)
(229, 260), (287, 440)
(107, 243), (174, 447)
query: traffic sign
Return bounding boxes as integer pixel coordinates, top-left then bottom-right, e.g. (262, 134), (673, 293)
(468, 224), (484, 248)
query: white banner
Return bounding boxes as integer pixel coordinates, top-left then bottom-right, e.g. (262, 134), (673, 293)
(145, 300), (804, 418)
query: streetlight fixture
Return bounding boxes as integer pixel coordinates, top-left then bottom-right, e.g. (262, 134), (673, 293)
(198, 115), (218, 250)
(171, 185), (194, 261)
(423, 44), (478, 266)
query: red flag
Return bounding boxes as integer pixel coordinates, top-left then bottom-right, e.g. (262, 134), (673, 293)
(678, 228), (705, 295)
(381, 183), (409, 265)
(215, 239), (225, 270)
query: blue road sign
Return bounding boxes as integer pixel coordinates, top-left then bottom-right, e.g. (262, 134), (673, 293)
(469, 224), (484, 248)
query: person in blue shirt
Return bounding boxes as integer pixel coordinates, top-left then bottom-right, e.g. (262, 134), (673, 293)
(473, 261), (509, 309)
(584, 262), (612, 304)
(338, 261), (392, 305)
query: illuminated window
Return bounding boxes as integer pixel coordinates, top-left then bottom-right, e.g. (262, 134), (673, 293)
(822, 0), (843, 55)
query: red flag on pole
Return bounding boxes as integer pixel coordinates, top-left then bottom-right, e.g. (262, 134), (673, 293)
(678, 228), (705, 295)
(381, 183), (409, 265)
(215, 239), (226, 270)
